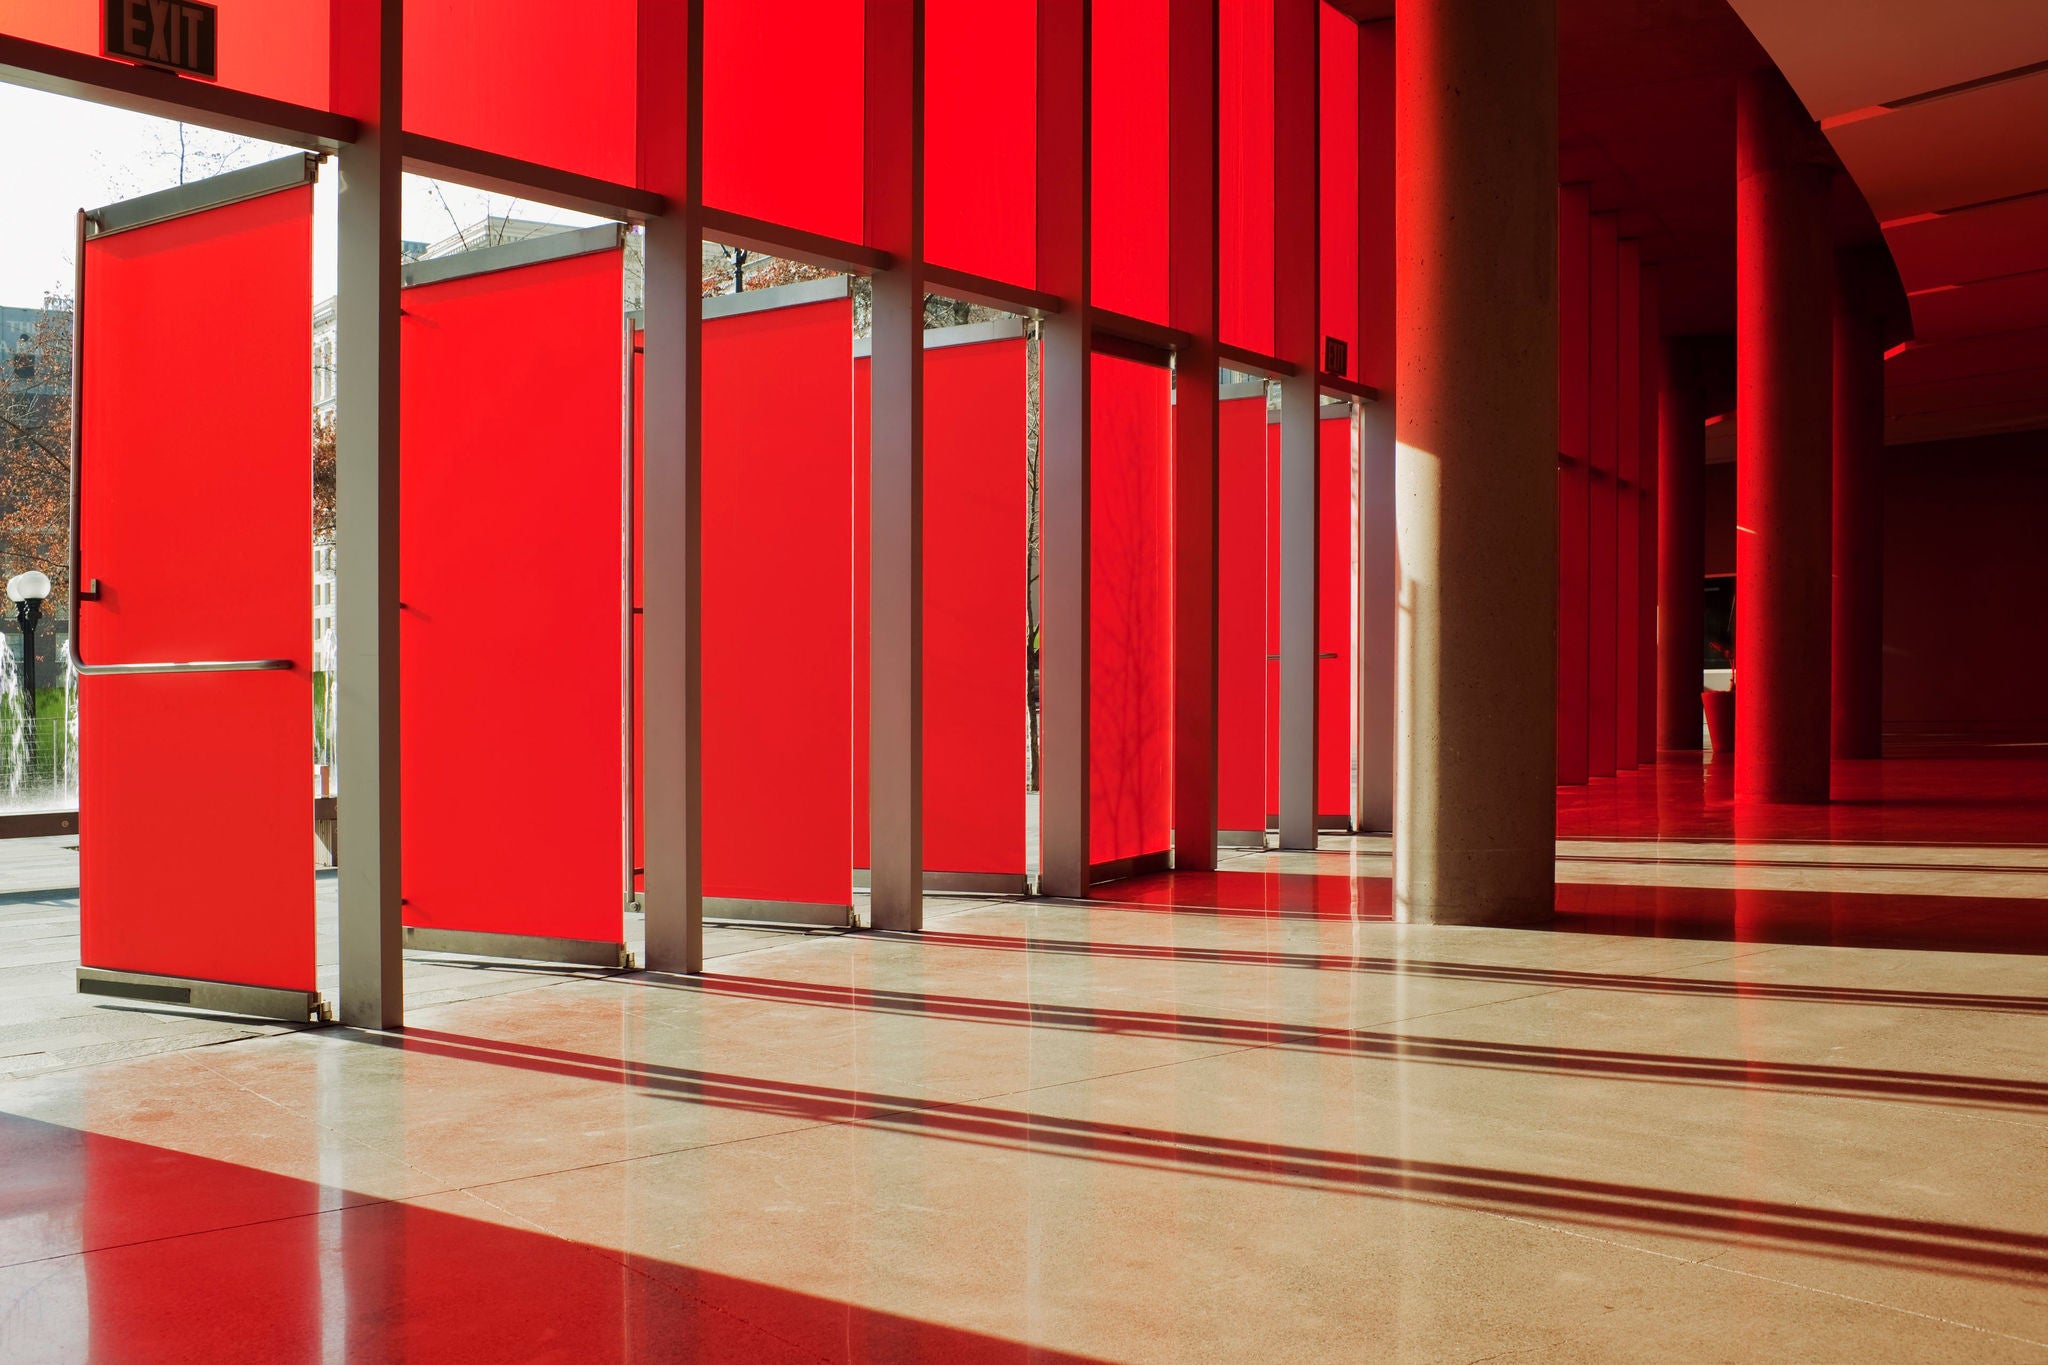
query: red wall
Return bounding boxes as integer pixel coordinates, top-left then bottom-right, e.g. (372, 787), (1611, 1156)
(1883, 431), (2048, 738)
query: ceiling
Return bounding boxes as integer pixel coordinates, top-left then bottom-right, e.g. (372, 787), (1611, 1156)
(1727, 0), (2048, 443)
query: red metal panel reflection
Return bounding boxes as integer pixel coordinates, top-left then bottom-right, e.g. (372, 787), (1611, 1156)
(1220, 0), (1276, 355)
(1091, 0), (1170, 325)
(1217, 392), (1267, 834)
(703, 0), (865, 243)
(1090, 352), (1173, 865)
(0, 0), (329, 108)
(404, 0), (635, 184)
(77, 187), (314, 992)
(926, 0), (1037, 288)
(399, 247), (624, 944)
(703, 295), (854, 906)
(1319, 3), (1358, 370)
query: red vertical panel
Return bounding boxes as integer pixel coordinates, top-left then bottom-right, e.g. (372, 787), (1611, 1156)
(703, 0), (864, 242)
(1588, 215), (1619, 778)
(704, 296), (854, 906)
(1220, 0), (1269, 358)
(854, 339), (1027, 875)
(1220, 0), (1276, 355)
(1616, 248), (1642, 769)
(405, 0), (636, 183)
(1089, 352), (1173, 865)
(0, 0), (329, 107)
(924, 338), (1029, 873)
(1090, 0), (1171, 325)
(1318, 4), (1358, 371)
(926, 0), (1037, 287)
(1557, 187), (1590, 785)
(1356, 19), (1394, 392)
(401, 249), (625, 943)
(1317, 411), (1350, 818)
(1217, 393), (1268, 833)
(78, 188), (313, 992)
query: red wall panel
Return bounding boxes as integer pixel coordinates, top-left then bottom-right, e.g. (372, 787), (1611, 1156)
(925, 0), (1037, 289)
(1317, 411), (1351, 818)
(1588, 215), (1619, 778)
(78, 187), (314, 992)
(405, 0), (636, 184)
(1090, 352), (1173, 865)
(703, 295), (854, 906)
(1557, 187), (1591, 786)
(1318, 4), (1359, 372)
(1090, 0), (1171, 326)
(1616, 253), (1642, 769)
(400, 248), (624, 944)
(924, 337), (1029, 872)
(1217, 392), (1268, 833)
(703, 0), (864, 243)
(1882, 431), (2048, 738)
(1220, 0), (1276, 356)
(0, 0), (329, 108)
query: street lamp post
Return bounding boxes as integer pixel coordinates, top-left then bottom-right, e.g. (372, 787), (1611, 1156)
(7, 571), (51, 767)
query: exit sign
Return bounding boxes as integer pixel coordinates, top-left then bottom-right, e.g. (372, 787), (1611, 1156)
(104, 0), (218, 81)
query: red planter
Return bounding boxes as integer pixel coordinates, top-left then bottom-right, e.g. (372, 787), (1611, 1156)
(1702, 688), (1735, 758)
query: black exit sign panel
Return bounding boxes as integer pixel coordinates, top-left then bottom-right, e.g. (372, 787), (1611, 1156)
(104, 0), (218, 81)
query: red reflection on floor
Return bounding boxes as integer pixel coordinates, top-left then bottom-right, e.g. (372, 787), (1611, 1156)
(0, 1114), (1102, 1363)
(1088, 868), (1392, 919)
(1080, 756), (2048, 954)
(1554, 882), (2048, 955)
(1558, 752), (2048, 845)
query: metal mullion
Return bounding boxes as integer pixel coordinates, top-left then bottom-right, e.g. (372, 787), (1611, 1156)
(1035, 0), (1092, 900)
(921, 263), (1064, 318)
(333, 0), (405, 1029)
(1168, 0), (1222, 876)
(0, 33), (357, 148)
(1274, 0), (1321, 852)
(865, 0), (927, 932)
(636, 0), (706, 974)
(699, 206), (891, 276)
(401, 132), (666, 222)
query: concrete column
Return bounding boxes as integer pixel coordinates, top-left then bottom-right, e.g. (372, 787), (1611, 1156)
(1831, 248), (1886, 760)
(1656, 337), (1706, 751)
(1392, 0), (1558, 925)
(1735, 67), (1834, 803)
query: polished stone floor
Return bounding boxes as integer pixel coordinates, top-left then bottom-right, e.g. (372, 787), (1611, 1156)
(4, 755), (2048, 1361)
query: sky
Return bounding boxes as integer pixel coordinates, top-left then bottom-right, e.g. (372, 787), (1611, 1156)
(0, 83), (609, 308)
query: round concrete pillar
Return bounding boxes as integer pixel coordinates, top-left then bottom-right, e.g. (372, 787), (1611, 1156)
(1832, 251), (1887, 759)
(1392, 0), (1558, 925)
(1656, 337), (1707, 750)
(1735, 67), (1835, 804)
